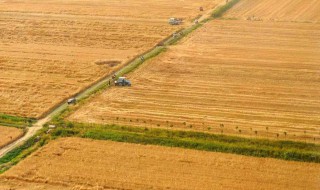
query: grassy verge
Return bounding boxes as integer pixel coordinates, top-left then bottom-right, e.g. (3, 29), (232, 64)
(164, 24), (203, 46)
(212, 0), (240, 18)
(0, 114), (35, 127)
(2, 118), (318, 174)
(49, 122), (320, 163)
(117, 46), (166, 77)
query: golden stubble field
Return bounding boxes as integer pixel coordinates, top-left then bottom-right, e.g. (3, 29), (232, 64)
(0, 137), (319, 190)
(69, 0), (320, 142)
(0, 0), (221, 118)
(0, 126), (23, 148)
(226, 0), (320, 22)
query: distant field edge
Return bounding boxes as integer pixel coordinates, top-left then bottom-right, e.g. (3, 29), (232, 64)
(49, 122), (320, 163)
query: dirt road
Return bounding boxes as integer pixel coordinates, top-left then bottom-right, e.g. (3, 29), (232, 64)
(0, 117), (49, 158)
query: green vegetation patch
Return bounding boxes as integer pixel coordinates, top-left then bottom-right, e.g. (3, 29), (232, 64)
(50, 122), (320, 163)
(0, 113), (35, 128)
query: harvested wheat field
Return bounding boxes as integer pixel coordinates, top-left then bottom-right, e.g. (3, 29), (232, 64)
(226, 0), (320, 22)
(0, 0), (222, 118)
(69, 1), (320, 142)
(0, 126), (23, 148)
(0, 137), (319, 190)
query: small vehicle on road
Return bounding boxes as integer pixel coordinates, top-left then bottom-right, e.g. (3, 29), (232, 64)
(67, 98), (77, 105)
(115, 77), (131, 86)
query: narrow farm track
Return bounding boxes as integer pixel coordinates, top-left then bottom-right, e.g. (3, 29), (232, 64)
(0, 117), (48, 158)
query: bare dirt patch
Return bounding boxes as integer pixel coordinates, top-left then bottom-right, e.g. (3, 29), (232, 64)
(0, 126), (23, 148)
(0, 0), (221, 118)
(0, 137), (319, 190)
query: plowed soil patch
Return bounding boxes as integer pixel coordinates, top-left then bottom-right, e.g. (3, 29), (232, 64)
(0, 137), (319, 190)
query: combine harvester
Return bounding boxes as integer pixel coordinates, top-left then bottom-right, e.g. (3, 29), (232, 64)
(168, 17), (182, 25)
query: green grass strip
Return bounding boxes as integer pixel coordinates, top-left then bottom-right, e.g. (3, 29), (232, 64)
(0, 113), (35, 127)
(0, 122), (25, 129)
(50, 123), (320, 163)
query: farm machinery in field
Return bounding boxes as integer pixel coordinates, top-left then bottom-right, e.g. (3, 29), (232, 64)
(114, 77), (131, 87)
(168, 18), (182, 25)
(67, 98), (77, 105)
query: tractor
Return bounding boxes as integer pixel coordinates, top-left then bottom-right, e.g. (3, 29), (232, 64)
(115, 77), (131, 86)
